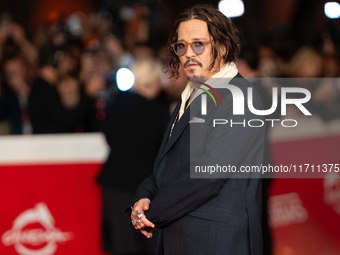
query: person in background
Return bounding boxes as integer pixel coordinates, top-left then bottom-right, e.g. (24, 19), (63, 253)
(284, 46), (323, 79)
(3, 55), (34, 134)
(0, 15), (37, 66)
(0, 16), (37, 134)
(97, 57), (169, 255)
(56, 74), (97, 132)
(0, 73), (22, 134)
(28, 45), (96, 133)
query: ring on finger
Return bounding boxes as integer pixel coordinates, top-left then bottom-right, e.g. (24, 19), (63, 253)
(137, 212), (145, 218)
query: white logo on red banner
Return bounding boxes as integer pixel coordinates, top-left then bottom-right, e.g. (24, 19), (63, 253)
(324, 172), (340, 215)
(1, 203), (74, 255)
(269, 192), (308, 227)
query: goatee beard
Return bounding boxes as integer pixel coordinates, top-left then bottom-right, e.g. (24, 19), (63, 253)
(187, 76), (205, 83)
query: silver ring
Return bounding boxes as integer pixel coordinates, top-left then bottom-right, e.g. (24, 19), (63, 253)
(137, 212), (145, 218)
(137, 220), (141, 223)
(131, 220), (137, 224)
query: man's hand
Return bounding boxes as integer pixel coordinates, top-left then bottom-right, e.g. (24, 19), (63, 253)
(131, 198), (155, 238)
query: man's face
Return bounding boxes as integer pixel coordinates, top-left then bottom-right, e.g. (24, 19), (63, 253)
(177, 19), (220, 81)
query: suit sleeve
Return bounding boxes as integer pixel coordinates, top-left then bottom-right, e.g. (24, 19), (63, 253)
(125, 170), (158, 215)
(144, 86), (265, 228)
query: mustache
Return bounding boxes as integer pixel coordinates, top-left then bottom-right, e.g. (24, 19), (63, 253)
(184, 59), (203, 68)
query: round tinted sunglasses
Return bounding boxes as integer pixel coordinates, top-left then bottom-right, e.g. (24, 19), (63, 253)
(171, 41), (212, 56)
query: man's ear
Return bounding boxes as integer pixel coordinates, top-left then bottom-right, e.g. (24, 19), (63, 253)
(216, 45), (228, 66)
(220, 44), (228, 56)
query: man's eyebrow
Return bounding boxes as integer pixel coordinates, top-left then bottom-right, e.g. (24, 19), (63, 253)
(177, 38), (208, 42)
(192, 37), (208, 41)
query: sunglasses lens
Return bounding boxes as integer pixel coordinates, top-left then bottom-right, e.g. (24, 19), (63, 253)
(192, 41), (204, 54)
(173, 41), (206, 56)
(175, 43), (186, 55)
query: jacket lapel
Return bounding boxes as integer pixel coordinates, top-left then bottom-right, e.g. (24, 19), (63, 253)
(158, 94), (203, 161)
(160, 106), (189, 158)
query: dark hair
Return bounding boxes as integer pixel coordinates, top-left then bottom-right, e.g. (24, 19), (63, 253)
(166, 4), (241, 79)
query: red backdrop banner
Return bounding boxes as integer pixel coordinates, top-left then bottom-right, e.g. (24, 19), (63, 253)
(0, 134), (109, 255)
(0, 163), (107, 255)
(269, 134), (340, 255)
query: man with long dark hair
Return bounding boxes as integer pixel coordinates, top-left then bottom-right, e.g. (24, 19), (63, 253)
(128, 5), (265, 254)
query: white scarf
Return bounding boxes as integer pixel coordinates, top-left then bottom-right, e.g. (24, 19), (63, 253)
(178, 62), (238, 119)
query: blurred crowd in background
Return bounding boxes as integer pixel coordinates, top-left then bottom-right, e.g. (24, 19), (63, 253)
(0, 3), (339, 255)
(0, 2), (340, 135)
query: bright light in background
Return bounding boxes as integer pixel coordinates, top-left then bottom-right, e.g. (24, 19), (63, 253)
(116, 68), (135, 91)
(324, 2), (340, 19)
(218, 0), (245, 18)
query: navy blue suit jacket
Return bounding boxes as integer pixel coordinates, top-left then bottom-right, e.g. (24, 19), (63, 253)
(130, 74), (265, 255)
